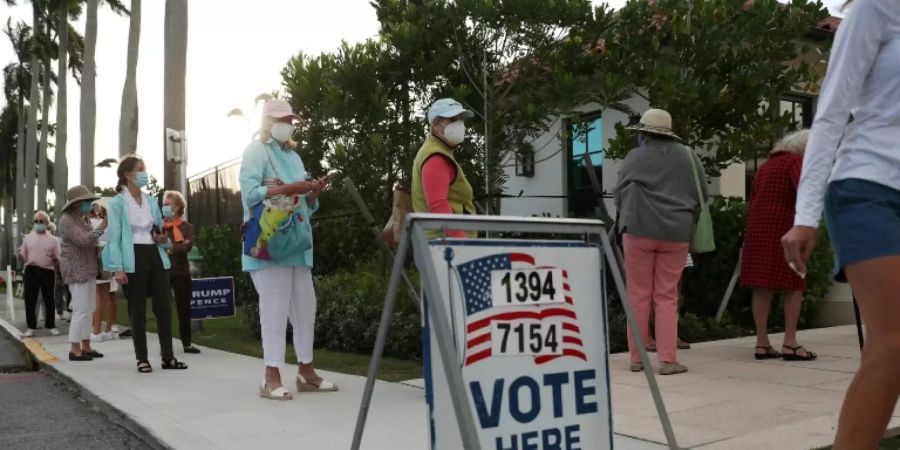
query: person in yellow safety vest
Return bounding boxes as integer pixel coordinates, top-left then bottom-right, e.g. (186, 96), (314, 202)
(411, 98), (478, 239)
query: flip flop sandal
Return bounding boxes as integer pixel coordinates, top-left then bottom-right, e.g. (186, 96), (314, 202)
(259, 381), (293, 401)
(137, 360), (153, 373)
(782, 345), (817, 361)
(161, 358), (188, 370)
(296, 374), (339, 392)
(754, 346), (782, 360)
(646, 343), (657, 353)
(678, 340), (691, 350)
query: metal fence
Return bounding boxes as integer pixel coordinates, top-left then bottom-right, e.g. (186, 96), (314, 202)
(186, 158), (244, 232)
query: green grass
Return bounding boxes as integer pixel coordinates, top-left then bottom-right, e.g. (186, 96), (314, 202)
(113, 297), (422, 382)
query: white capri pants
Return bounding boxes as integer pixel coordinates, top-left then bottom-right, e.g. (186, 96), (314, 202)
(250, 265), (317, 367)
(68, 279), (97, 344)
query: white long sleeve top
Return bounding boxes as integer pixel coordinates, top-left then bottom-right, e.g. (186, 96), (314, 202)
(795, 0), (900, 227)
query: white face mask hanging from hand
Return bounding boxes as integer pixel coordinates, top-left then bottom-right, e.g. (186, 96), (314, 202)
(442, 121), (466, 147)
(270, 122), (294, 143)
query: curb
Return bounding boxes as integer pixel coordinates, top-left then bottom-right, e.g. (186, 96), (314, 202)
(0, 315), (171, 450)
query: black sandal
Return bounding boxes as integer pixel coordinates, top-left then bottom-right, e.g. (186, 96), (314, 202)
(782, 345), (817, 361)
(755, 346), (782, 360)
(162, 358), (188, 370)
(137, 360), (152, 373)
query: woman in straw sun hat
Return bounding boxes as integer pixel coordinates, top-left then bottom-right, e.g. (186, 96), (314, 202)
(58, 185), (107, 361)
(616, 108), (708, 376)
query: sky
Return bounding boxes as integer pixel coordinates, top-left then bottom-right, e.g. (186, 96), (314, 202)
(0, 0), (846, 194)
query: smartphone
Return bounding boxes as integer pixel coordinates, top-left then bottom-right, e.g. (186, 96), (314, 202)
(152, 225), (162, 235)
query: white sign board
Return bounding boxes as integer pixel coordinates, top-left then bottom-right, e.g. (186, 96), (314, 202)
(424, 239), (612, 450)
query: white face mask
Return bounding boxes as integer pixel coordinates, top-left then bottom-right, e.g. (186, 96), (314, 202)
(270, 122), (294, 143)
(442, 121), (466, 147)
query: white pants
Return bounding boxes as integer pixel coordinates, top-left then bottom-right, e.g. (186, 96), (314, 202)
(250, 266), (317, 366)
(68, 280), (97, 344)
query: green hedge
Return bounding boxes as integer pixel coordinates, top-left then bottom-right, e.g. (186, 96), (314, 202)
(194, 197), (834, 359)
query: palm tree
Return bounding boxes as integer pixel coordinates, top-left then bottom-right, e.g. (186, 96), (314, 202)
(3, 19), (32, 239)
(24, 1), (43, 233)
(163, 0), (187, 191)
(80, 0), (128, 189)
(80, 0), (97, 189)
(37, 16), (53, 212)
(54, 0), (69, 217)
(52, 0), (85, 217)
(118, 0), (139, 157)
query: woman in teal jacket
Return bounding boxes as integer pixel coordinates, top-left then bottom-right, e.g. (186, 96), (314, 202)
(103, 154), (187, 373)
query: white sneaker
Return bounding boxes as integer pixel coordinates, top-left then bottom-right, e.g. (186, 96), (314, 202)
(101, 332), (115, 341)
(90, 333), (104, 342)
(49, 328), (61, 336)
(111, 325), (120, 333)
(23, 329), (34, 337)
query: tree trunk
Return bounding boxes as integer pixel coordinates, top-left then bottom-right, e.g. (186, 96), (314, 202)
(25, 5), (42, 233)
(81, 0), (98, 190)
(38, 29), (52, 212)
(15, 97), (25, 241)
(119, 0), (141, 157)
(3, 190), (12, 267)
(55, 0), (69, 218)
(163, 0), (187, 192)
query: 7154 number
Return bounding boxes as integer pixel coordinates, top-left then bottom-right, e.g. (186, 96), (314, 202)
(494, 322), (561, 355)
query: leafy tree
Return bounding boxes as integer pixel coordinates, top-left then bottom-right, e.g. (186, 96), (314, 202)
(598, 0), (830, 176)
(282, 40), (419, 274)
(373, 0), (615, 211)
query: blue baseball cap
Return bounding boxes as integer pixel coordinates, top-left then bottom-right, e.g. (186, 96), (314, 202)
(427, 98), (475, 123)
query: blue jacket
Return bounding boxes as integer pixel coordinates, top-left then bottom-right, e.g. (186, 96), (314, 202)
(102, 192), (171, 274)
(239, 138), (319, 272)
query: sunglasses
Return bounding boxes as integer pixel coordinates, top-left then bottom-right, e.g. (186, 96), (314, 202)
(33, 220), (46, 224)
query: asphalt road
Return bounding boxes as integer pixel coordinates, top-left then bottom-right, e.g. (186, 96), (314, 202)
(0, 334), (154, 450)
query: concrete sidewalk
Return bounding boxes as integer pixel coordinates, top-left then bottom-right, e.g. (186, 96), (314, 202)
(2, 291), (893, 449)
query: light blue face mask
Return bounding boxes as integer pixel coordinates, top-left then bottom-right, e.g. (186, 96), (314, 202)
(162, 206), (175, 219)
(637, 133), (648, 147)
(33, 223), (46, 233)
(80, 201), (94, 214)
(135, 171), (150, 188)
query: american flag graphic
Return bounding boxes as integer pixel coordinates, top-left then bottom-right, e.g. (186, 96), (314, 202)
(458, 252), (587, 367)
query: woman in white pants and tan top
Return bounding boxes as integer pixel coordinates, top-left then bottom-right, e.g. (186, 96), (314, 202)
(58, 186), (107, 361)
(239, 99), (336, 400)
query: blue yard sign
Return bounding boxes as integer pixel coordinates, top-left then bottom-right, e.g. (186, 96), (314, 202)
(190, 277), (236, 320)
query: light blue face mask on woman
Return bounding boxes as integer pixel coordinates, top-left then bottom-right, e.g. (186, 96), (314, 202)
(80, 201), (94, 214)
(162, 206), (175, 219)
(135, 171), (150, 188)
(33, 223), (46, 233)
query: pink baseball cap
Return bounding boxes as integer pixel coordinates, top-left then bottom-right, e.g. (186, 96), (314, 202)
(262, 99), (301, 121)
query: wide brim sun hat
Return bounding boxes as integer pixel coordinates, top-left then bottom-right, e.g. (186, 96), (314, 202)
(62, 185), (100, 212)
(626, 108), (681, 140)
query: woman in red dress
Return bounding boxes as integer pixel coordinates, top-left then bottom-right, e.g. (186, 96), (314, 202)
(741, 129), (816, 361)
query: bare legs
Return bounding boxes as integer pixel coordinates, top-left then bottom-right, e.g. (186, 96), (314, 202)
(92, 283), (111, 335)
(833, 257), (900, 449)
(753, 288), (774, 351)
(753, 288), (807, 355)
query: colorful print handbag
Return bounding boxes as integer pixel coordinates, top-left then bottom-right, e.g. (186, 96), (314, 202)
(241, 150), (313, 261)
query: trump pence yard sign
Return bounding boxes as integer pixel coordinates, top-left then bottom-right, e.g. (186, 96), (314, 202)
(190, 277), (236, 320)
(424, 240), (612, 450)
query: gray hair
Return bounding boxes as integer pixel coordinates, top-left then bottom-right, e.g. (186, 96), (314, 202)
(771, 129), (810, 155)
(47, 222), (56, 234)
(33, 210), (50, 223)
